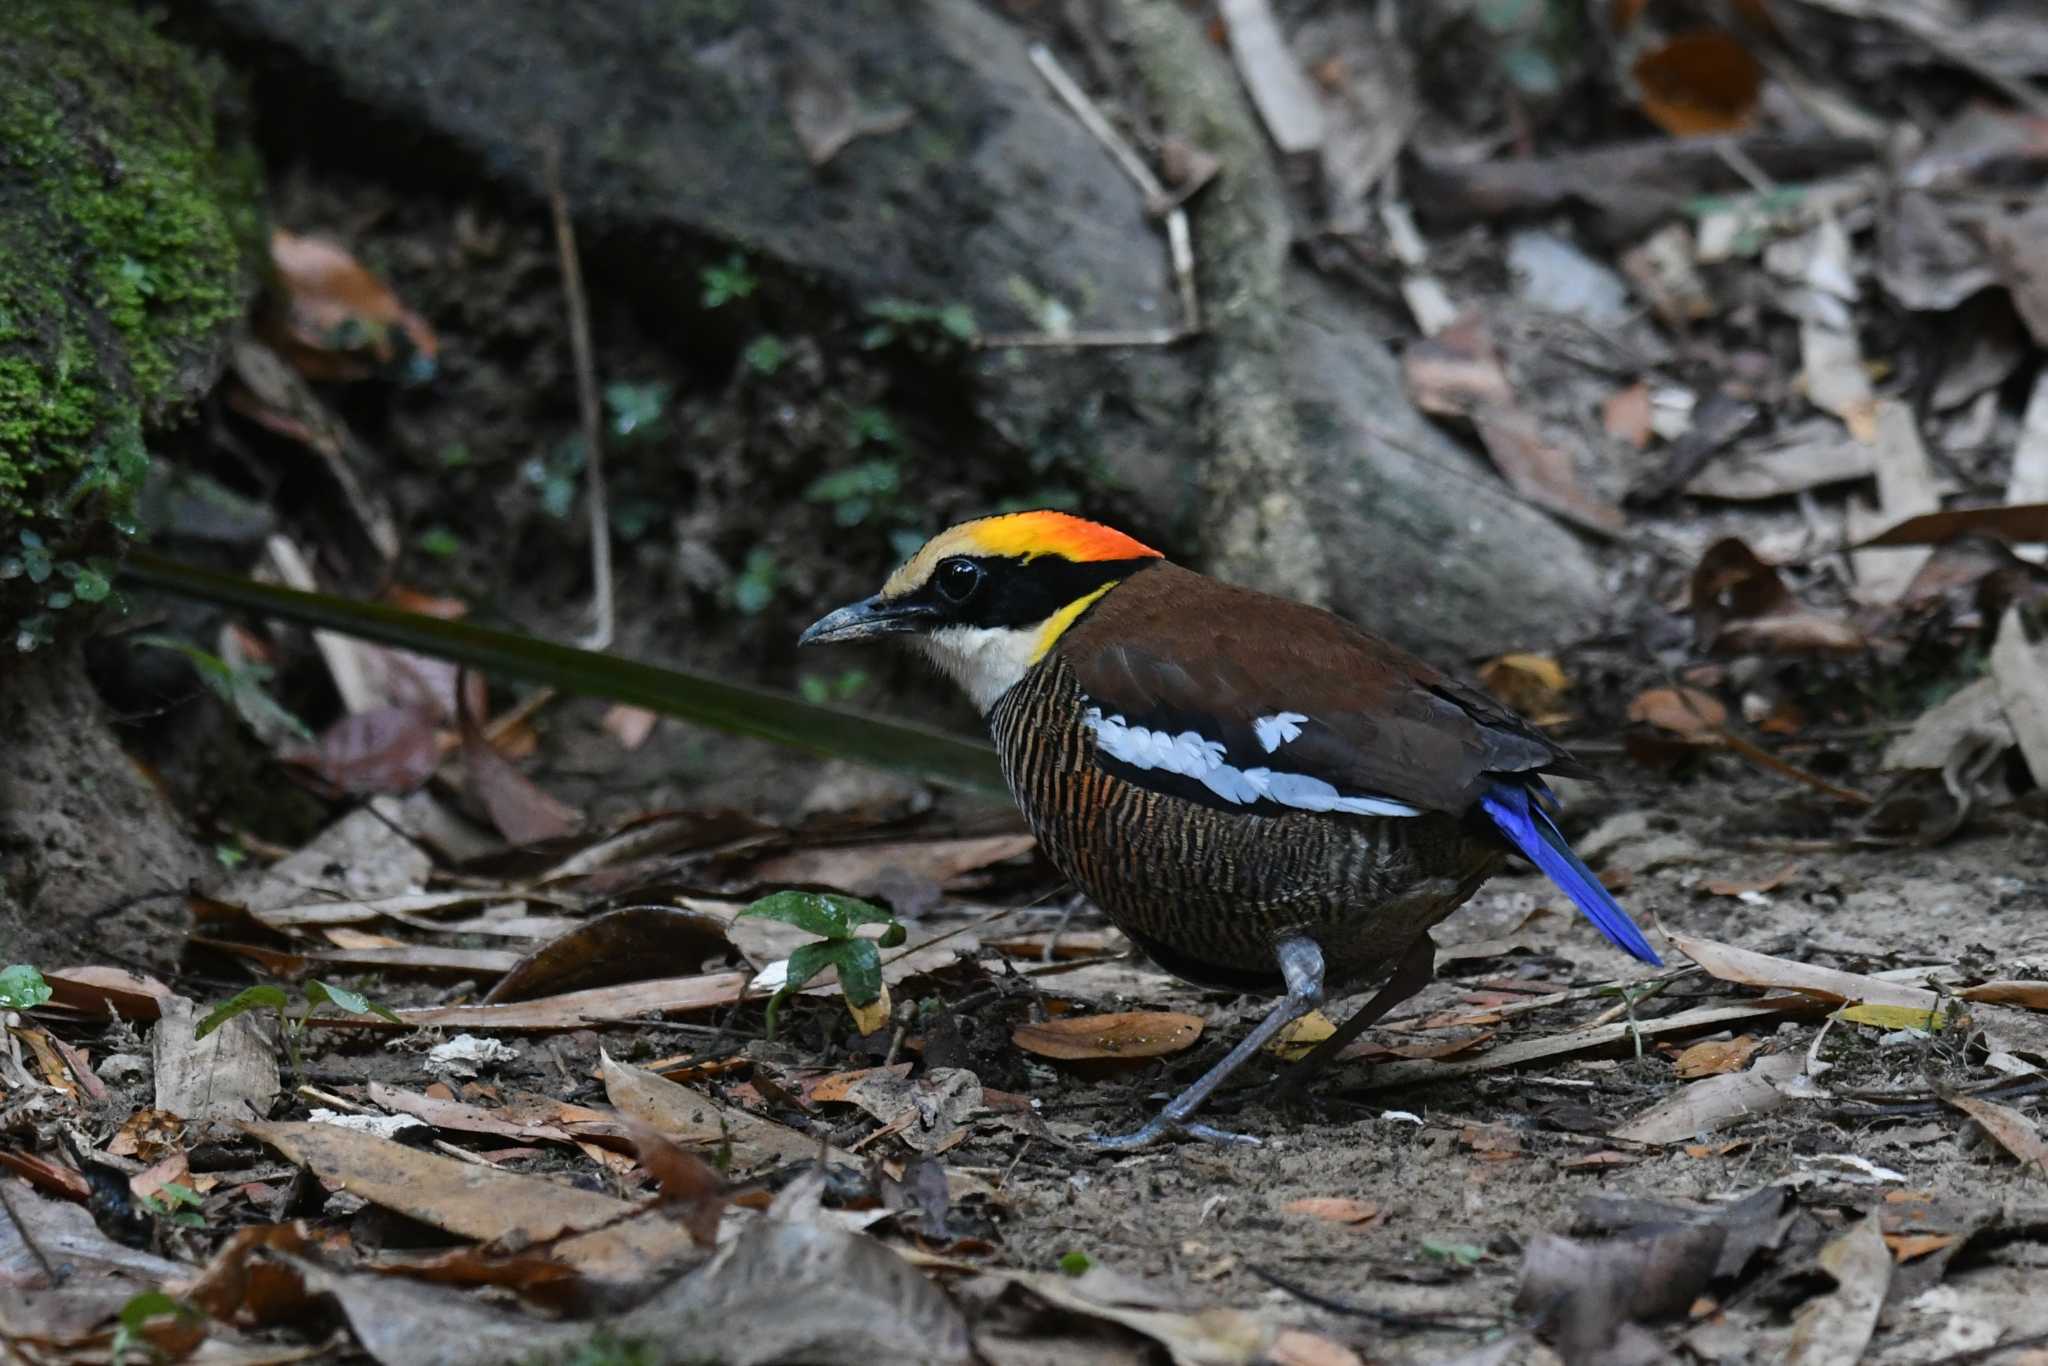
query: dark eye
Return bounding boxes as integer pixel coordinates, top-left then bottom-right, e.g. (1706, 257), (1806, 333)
(934, 557), (983, 604)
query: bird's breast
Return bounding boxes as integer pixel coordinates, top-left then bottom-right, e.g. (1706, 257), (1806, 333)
(990, 657), (1501, 990)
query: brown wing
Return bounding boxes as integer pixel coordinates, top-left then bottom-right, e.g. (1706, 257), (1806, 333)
(1060, 564), (1582, 816)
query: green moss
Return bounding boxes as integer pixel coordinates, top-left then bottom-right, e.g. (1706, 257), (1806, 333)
(0, 0), (262, 535)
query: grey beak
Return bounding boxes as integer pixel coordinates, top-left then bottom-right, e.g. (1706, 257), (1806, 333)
(798, 594), (937, 646)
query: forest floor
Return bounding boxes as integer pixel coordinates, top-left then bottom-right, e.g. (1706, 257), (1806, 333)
(10, 2), (2048, 1364)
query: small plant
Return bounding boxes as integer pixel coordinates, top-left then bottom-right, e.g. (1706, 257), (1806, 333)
(700, 254), (758, 309)
(798, 668), (870, 706)
(110, 1292), (201, 1363)
(1057, 1250), (1093, 1275)
(741, 335), (788, 376)
(415, 527), (462, 559)
(522, 436), (587, 520)
(137, 1181), (206, 1230)
(3, 530), (120, 650)
(1420, 1238), (1486, 1267)
(556, 1333), (658, 1366)
(803, 458), (901, 528)
(731, 547), (780, 615)
(859, 298), (977, 352)
(739, 891), (905, 1038)
(604, 380), (671, 440)
(0, 963), (52, 1009)
(134, 636), (314, 744)
(196, 979), (400, 1082)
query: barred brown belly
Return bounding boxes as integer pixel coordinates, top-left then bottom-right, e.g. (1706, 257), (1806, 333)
(990, 658), (1504, 993)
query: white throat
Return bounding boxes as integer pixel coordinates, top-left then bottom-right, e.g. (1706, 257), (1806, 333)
(918, 625), (1040, 714)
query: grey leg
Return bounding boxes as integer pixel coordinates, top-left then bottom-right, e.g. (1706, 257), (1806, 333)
(1088, 936), (1325, 1152)
(1271, 933), (1436, 1102)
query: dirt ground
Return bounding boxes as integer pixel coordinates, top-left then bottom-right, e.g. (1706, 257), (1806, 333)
(14, 2), (2048, 1361)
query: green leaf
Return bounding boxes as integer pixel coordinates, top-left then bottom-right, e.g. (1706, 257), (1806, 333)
(604, 381), (672, 438)
(759, 939), (842, 1041)
(117, 551), (1006, 796)
(740, 890), (896, 941)
(1058, 1250), (1092, 1275)
(781, 940), (840, 995)
(803, 459), (900, 504)
(820, 938), (883, 1007)
(113, 1291), (199, 1361)
(741, 335), (788, 376)
(0, 963), (53, 1009)
(1420, 1238), (1485, 1266)
(195, 985), (290, 1039)
(937, 304), (978, 341)
(132, 635), (315, 743)
(155, 1182), (204, 1209)
(306, 979), (403, 1024)
(416, 527), (461, 558)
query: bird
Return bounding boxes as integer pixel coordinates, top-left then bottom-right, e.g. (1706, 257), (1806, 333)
(799, 510), (1661, 1148)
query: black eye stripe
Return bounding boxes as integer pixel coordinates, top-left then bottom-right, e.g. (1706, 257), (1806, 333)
(910, 554), (1159, 629)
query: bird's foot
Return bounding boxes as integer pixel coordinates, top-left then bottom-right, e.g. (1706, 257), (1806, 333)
(1083, 1115), (1262, 1151)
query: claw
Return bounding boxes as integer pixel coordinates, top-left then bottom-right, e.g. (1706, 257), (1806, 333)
(1084, 1116), (1263, 1151)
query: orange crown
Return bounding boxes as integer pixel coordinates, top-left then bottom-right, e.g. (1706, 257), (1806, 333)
(955, 511), (1162, 563)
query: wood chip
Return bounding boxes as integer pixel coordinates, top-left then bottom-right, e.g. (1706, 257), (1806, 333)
(1220, 0), (1324, 154)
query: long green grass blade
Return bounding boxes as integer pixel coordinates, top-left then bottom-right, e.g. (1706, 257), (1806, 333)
(120, 549), (1007, 797)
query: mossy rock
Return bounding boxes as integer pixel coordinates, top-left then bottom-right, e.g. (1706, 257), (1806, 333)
(0, 0), (262, 640)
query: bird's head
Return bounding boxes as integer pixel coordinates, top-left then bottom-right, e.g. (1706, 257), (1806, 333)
(799, 511), (1163, 711)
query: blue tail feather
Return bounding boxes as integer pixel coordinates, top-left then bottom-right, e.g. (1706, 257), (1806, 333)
(1479, 783), (1662, 966)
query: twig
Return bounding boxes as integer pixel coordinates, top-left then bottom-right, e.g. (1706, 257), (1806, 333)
(0, 1180), (60, 1286)
(1713, 725), (1874, 807)
(1026, 44), (1200, 338)
(1713, 140), (1779, 195)
(1247, 1263), (1507, 1333)
(542, 132), (614, 652)
(977, 328), (1188, 350)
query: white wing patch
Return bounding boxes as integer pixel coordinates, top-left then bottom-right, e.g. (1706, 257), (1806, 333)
(1253, 711), (1309, 752)
(1083, 707), (1421, 818)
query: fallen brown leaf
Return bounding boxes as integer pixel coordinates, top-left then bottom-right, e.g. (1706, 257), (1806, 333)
(1855, 502), (2048, 549)
(1282, 1197), (1380, 1225)
(1602, 381), (1655, 448)
(482, 906), (735, 1005)
(1672, 932), (1939, 1010)
(460, 680), (581, 844)
(1478, 652), (1571, 724)
(1402, 313), (1626, 535)
(1883, 1232), (1959, 1264)
(266, 228), (439, 382)
(1628, 685), (1727, 740)
(1945, 1093), (2048, 1176)
(1011, 1011), (1204, 1061)
(1960, 981), (2048, 1009)
(1633, 30), (1761, 137)
(1691, 537), (1865, 655)
(1784, 1212), (1889, 1366)
(285, 704), (441, 795)
(600, 703), (659, 751)
(1672, 1035), (1763, 1078)
(1702, 866), (1798, 897)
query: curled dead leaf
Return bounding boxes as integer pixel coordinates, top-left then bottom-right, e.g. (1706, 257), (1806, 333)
(1691, 538), (1865, 656)
(1011, 1011), (1203, 1061)
(1632, 30), (1761, 138)
(1628, 686), (1727, 741)
(1478, 653), (1571, 725)
(266, 229), (439, 382)
(1281, 1197), (1380, 1225)
(848, 979), (893, 1035)
(1671, 1035), (1763, 1078)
